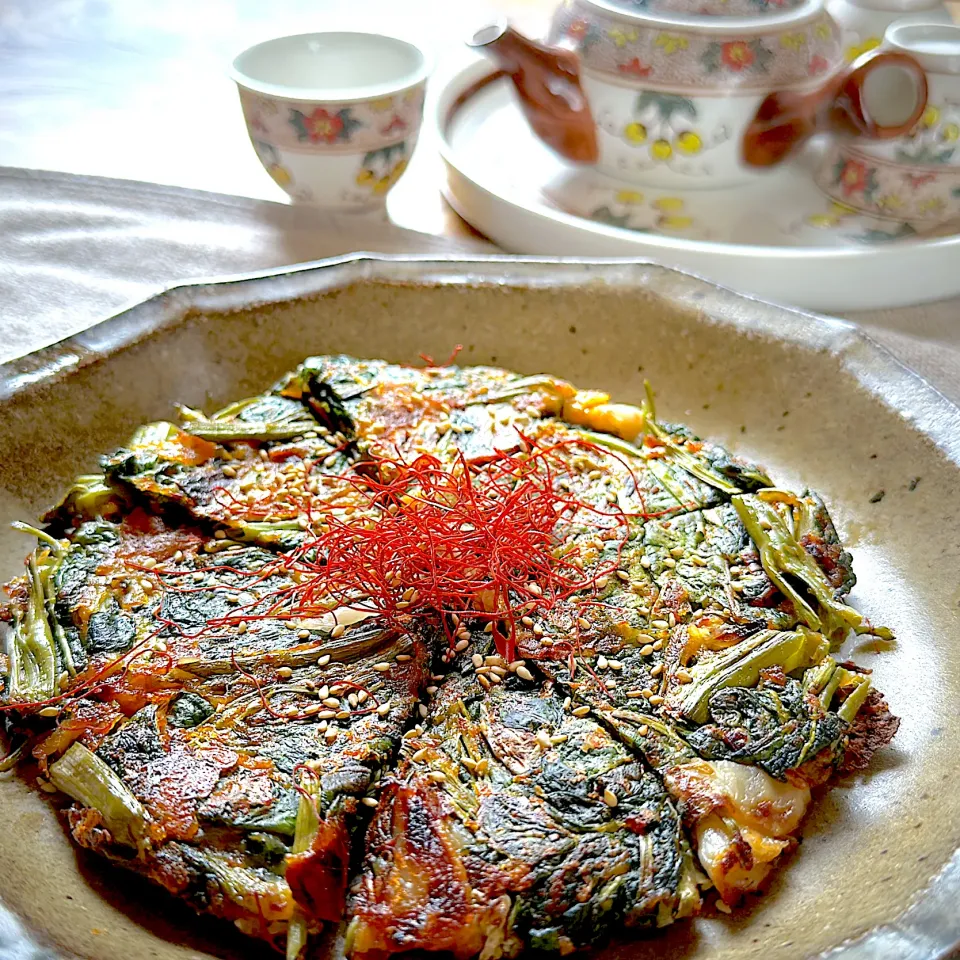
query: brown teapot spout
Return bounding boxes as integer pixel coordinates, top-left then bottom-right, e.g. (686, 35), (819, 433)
(467, 19), (598, 165)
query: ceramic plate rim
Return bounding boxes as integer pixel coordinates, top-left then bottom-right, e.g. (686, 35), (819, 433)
(1, 253), (960, 960)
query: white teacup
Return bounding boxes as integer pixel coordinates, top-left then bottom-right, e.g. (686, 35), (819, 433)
(816, 22), (960, 223)
(231, 32), (430, 209)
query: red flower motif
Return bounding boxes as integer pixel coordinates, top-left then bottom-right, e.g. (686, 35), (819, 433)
(381, 114), (408, 136)
(303, 108), (344, 143)
(839, 158), (868, 195)
(721, 41), (755, 71)
(568, 18), (589, 38)
(618, 57), (652, 77)
(808, 54), (829, 75)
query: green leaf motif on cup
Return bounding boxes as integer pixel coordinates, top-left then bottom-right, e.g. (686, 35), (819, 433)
(355, 141), (409, 196)
(894, 144), (956, 165)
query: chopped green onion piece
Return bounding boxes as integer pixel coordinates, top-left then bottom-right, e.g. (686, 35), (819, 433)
(185, 420), (320, 442)
(668, 627), (828, 724)
(48, 743), (150, 849)
(733, 491), (862, 642)
(837, 674), (872, 722)
(286, 774), (321, 960)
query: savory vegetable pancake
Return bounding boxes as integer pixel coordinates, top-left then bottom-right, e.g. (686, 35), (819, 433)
(0, 356), (898, 960)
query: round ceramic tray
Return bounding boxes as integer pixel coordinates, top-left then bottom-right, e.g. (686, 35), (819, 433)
(436, 59), (960, 311)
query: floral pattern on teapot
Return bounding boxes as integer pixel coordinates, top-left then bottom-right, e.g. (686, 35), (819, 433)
(603, 91), (730, 173)
(551, 4), (841, 90)
(567, 0), (809, 17)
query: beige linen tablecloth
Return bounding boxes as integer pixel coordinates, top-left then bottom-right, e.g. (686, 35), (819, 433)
(1, 166), (957, 405)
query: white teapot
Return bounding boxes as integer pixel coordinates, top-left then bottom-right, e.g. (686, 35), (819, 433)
(470, 0), (930, 188)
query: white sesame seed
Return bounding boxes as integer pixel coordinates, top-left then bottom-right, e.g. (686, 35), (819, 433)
(330, 624), (345, 639)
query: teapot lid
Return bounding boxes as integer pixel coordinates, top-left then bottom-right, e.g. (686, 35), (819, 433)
(594, 0), (809, 17)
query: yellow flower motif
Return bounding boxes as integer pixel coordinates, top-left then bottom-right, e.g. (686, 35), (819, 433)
(675, 131), (703, 155)
(815, 22), (833, 40)
(608, 27), (639, 47)
(654, 197), (685, 212)
(943, 123), (959, 142)
(918, 197), (946, 214)
(651, 140), (673, 160)
(656, 33), (689, 54)
(268, 164), (292, 187)
(922, 105), (941, 128)
(658, 215), (694, 229)
(356, 168), (376, 186)
(876, 194), (903, 211)
(780, 32), (806, 51)
(807, 213), (840, 228)
(623, 122), (648, 144)
(389, 158), (409, 183)
(845, 36), (881, 61)
(615, 189), (645, 204)
(369, 97), (395, 112)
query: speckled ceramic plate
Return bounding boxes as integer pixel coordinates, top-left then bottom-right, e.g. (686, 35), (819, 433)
(436, 60), (960, 312)
(0, 255), (959, 960)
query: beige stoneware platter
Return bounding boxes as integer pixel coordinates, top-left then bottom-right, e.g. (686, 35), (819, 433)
(0, 255), (958, 960)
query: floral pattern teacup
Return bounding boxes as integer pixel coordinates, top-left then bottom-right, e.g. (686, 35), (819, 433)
(816, 22), (960, 223)
(232, 32), (429, 209)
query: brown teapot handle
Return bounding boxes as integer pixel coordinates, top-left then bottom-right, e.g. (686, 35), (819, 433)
(467, 20), (599, 165)
(743, 48), (928, 168)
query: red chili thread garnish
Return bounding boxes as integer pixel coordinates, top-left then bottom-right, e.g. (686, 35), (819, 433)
(276, 433), (674, 660)
(419, 344), (464, 368)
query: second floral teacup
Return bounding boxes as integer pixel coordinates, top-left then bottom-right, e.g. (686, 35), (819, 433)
(232, 32), (430, 209)
(816, 22), (960, 224)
